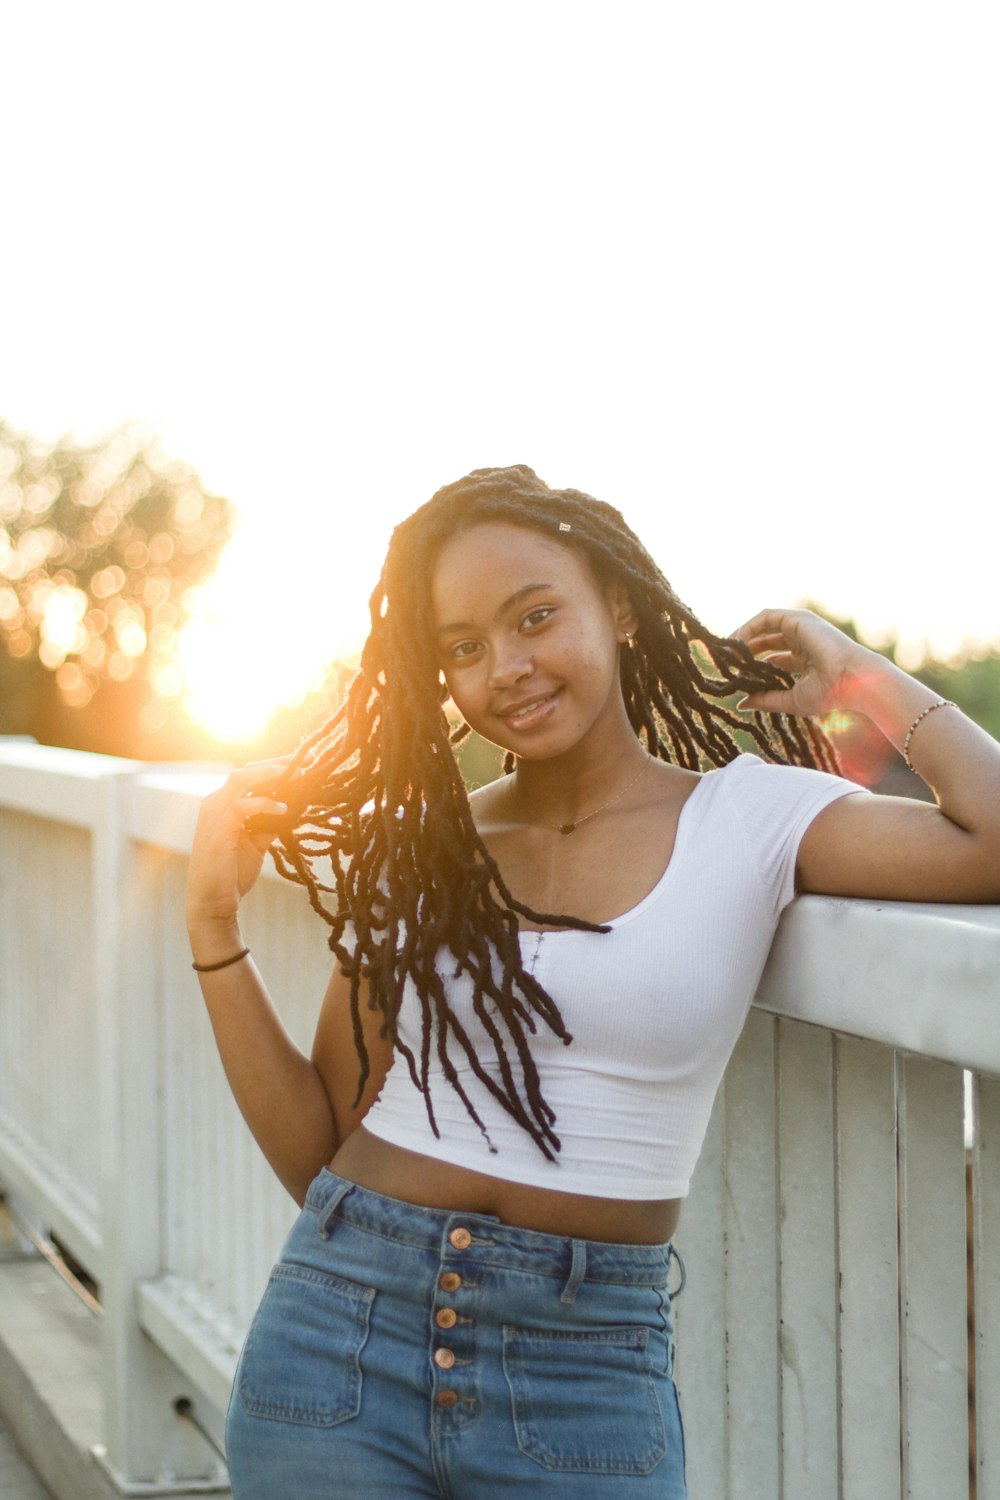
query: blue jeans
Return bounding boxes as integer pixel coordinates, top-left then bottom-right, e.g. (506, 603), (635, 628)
(226, 1168), (687, 1498)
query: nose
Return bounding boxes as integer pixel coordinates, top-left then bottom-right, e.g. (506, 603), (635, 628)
(487, 641), (533, 691)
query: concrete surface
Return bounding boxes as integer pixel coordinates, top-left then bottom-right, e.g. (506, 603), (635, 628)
(0, 1410), (55, 1500)
(0, 1251), (231, 1500)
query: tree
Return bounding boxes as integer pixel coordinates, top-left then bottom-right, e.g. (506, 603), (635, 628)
(0, 420), (233, 757)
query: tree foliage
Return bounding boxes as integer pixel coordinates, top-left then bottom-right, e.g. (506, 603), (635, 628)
(2, 424), (996, 769)
(0, 419), (232, 756)
(800, 601), (1000, 739)
(797, 601), (1000, 796)
(911, 651), (1000, 743)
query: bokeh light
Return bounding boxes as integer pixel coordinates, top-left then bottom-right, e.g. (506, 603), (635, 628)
(0, 421), (231, 722)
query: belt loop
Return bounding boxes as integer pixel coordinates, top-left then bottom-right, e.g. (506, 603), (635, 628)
(668, 1243), (687, 1301)
(317, 1179), (354, 1240)
(560, 1239), (587, 1304)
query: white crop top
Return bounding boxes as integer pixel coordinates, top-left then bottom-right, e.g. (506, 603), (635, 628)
(361, 755), (868, 1199)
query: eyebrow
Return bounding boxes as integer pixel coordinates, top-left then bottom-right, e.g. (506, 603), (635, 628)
(436, 582), (554, 637)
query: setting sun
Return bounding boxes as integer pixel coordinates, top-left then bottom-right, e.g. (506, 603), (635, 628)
(175, 523), (375, 743)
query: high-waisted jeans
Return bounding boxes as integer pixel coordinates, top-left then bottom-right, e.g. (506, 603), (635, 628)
(225, 1168), (688, 1498)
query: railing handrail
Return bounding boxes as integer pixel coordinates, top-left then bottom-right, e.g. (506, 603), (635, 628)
(758, 891), (1000, 1074)
(3, 739), (997, 1072)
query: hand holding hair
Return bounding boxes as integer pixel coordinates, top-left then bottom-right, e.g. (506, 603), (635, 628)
(186, 758), (291, 962)
(731, 608), (875, 719)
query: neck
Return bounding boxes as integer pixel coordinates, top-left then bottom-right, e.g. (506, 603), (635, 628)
(508, 735), (649, 830)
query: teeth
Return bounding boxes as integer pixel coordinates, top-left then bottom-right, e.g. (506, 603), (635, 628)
(509, 695), (550, 718)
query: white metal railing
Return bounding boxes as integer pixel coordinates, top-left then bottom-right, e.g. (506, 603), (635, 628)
(0, 739), (997, 1498)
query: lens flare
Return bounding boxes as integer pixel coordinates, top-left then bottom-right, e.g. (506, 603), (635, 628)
(175, 525), (370, 744)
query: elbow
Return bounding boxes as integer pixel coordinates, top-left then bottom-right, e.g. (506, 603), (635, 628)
(283, 1157), (332, 1210)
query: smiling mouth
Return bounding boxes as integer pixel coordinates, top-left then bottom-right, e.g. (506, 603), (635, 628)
(498, 689), (561, 726)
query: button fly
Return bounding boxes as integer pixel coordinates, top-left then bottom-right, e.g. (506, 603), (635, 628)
(436, 1389), (459, 1408)
(439, 1271), (462, 1292)
(449, 1227), (472, 1250)
(435, 1307), (457, 1329)
(434, 1347), (456, 1370)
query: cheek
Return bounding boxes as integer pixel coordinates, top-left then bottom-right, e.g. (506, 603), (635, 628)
(441, 667), (480, 719)
(573, 622), (620, 681)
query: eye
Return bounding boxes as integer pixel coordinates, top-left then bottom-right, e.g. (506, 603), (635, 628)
(521, 606), (555, 630)
(445, 638), (482, 661)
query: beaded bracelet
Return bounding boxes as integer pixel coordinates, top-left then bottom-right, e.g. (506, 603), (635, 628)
(192, 947), (251, 973)
(902, 699), (957, 772)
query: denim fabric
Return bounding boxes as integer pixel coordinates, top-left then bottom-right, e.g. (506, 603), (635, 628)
(226, 1169), (687, 1498)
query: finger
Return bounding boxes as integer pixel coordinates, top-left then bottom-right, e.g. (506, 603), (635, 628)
(205, 794), (288, 832)
(244, 808), (293, 836)
(247, 830), (279, 854)
(756, 652), (797, 673)
(736, 691), (795, 714)
(213, 763), (293, 806)
(233, 794), (289, 820)
(730, 609), (792, 641)
(739, 632), (793, 656)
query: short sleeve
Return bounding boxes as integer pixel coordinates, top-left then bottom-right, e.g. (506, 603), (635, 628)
(721, 755), (870, 914)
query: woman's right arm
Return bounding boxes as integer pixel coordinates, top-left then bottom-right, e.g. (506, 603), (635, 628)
(186, 763), (342, 1205)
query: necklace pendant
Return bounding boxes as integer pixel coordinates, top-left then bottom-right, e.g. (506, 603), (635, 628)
(559, 822), (576, 835)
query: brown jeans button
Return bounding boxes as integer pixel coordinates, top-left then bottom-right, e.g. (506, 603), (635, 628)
(449, 1227), (472, 1250)
(436, 1389), (459, 1408)
(435, 1307), (458, 1329)
(439, 1271), (462, 1292)
(434, 1347), (456, 1370)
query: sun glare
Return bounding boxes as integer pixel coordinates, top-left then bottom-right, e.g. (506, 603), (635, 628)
(176, 538), (369, 744)
(178, 601), (331, 744)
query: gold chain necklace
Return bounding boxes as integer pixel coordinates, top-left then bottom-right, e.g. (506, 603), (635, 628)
(512, 757), (651, 835)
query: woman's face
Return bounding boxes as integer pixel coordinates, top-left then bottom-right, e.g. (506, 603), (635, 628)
(430, 522), (635, 761)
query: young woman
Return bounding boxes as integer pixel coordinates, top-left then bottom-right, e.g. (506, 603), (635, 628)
(186, 465), (1000, 1499)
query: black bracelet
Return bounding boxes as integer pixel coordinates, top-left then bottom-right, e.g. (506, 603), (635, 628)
(192, 947), (251, 973)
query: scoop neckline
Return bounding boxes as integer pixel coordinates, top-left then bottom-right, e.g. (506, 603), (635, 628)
(517, 756), (738, 937)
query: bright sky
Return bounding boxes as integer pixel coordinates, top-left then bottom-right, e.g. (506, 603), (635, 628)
(3, 1), (998, 739)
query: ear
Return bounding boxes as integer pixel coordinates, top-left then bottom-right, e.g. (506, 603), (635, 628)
(606, 582), (639, 644)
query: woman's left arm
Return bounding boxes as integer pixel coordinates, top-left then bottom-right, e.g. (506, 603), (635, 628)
(733, 608), (1000, 904)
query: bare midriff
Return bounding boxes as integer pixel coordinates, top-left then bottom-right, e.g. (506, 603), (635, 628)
(329, 1126), (682, 1245)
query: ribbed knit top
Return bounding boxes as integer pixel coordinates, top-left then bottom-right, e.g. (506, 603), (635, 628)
(361, 755), (867, 1199)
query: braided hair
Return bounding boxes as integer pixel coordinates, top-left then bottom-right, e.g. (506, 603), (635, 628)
(264, 465), (840, 1160)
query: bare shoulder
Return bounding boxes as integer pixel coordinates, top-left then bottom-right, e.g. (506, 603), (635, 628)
(468, 776), (515, 836)
(648, 759), (703, 795)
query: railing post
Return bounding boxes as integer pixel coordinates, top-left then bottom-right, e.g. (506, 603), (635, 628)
(721, 1009), (781, 1500)
(973, 1073), (1000, 1500)
(897, 1054), (969, 1500)
(776, 1020), (839, 1499)
(834, 1035), (901, 1498)
(92, 769), (227, 1493)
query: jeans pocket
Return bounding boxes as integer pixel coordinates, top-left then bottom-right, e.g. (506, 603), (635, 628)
(502, 1324), (667, 1475)
(238, 1262), (375, 1428)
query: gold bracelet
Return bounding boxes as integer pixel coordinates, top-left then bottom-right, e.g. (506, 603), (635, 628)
(902, 699), (957, 772)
